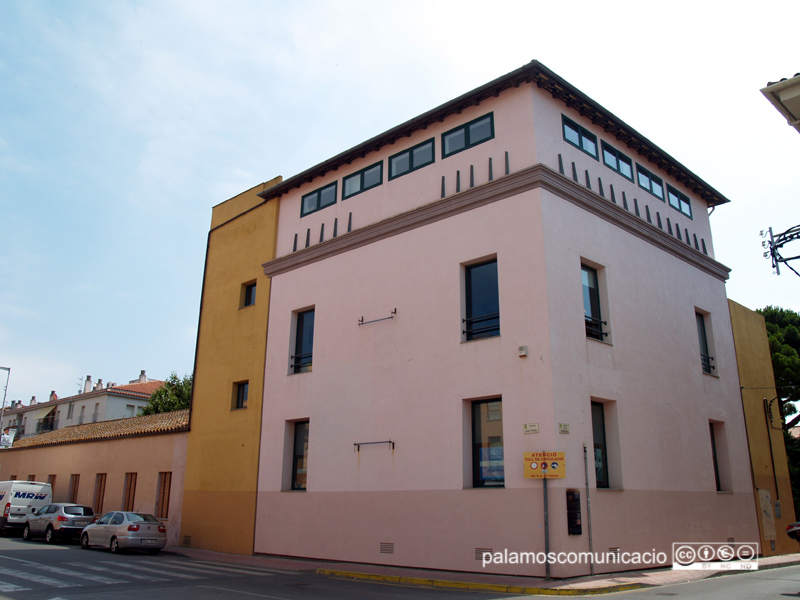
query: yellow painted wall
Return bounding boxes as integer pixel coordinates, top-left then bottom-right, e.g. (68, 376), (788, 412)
(180, 178), (281, 554)
(729, 299), (799, 555)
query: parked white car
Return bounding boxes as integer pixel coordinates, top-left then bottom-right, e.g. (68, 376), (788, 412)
(81, 511), (166, 554)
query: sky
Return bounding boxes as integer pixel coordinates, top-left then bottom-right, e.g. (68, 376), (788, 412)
(1, 0), (798, 404)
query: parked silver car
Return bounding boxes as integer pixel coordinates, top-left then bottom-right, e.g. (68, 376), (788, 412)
(23, 503), (95, 543)
(81, 511), (166, 554)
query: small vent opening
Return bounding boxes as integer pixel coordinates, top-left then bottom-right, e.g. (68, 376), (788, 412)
(182, 535), (192, 547)
(379, 542), (394, 555)
(608, 547), (621, 562)
(475, 547), (493, 561)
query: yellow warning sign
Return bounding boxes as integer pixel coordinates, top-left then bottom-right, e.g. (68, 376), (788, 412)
(524, 451), (565, 479)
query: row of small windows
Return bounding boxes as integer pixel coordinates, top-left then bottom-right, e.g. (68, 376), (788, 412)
(562, 115), (693, 220)
(300, 113), (495, 217)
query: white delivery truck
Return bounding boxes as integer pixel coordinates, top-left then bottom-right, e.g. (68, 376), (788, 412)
(0, 481), (52, 533)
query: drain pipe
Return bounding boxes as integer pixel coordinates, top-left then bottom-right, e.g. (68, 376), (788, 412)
(584, 442), (594, 575)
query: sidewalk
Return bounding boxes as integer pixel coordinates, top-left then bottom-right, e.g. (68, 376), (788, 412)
(166, 546), (800, 596)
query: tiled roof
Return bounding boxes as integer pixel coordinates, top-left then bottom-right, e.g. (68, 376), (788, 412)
(10, 409), (189, 449)
(4, 380), (165, 415)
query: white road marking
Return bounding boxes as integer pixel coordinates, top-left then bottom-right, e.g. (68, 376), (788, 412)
(0, 581), (30, 592)
(65, 561), (167, 581)
(156, 559), (276, 576)
(0, 565), (78, 588)
(30, 563), (124, 584)
(197, 585), (292, 599)
(99, 561), (202, 579)
(182, 559), (301, 575)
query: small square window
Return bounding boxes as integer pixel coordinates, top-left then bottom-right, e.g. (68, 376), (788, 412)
(241, 282), (256, 308)
(233, 381), (249, 410)
(636, 164), (664, 200)
(343, 162), (383, 200)
(442, 113), (494, 158)
(601, 142), (633, 181)
(388, 139), (435, 180)
(667, 185), (693, 219)
(301, 182), (338, 217)
(562, 115), (598, 159)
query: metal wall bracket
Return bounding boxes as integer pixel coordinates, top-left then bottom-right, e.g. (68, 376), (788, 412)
(358, 309), (396, 327)
(354, 440), (395, 452)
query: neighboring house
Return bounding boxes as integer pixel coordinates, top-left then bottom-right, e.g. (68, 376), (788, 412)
(187, 60), (761, 576)
(0, 410), (188, 546)
(761, 73), (800, 134)
(1, 372), (162, 438)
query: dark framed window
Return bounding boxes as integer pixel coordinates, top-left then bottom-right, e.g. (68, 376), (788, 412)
(234, 381), (249, 409)
(636, 164), (664, 200)
(301, 182), (337, 217)
(464, 259), (500, 341)
(93, 473), (106, 515)
(292, 309), (315, 373)
(68, 474), (80, 503)
(123, 472), (137, 511)
(667, 185), (693, 219)
(710, 423), (721, 492)
(562, 115), (598, 159)
(582, 265), (605, 340)
(442, 113), (494, 158)
(472, 399), (504, 488)
(696, 312), (714, 374)
(601, 142), (633, 181)
(241, 282), (256, 307)
(343, 162), (382, 199)
(591, 402), (609, 488)
(388, 138), (435, 180)
(566, 490), (582, 535)
(292, 421), (309, 491)
(155, 471), (172, 519)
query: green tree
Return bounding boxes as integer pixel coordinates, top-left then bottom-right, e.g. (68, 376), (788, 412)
(141, 372), (192, 415)
(758, 306), (800, 429)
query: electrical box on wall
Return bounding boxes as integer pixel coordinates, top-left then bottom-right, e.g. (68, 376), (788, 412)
(518, 345), (528, 357)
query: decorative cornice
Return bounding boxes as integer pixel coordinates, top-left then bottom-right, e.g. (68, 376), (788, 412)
(257, 60), (730, 208)
(262, 164), (730, 282)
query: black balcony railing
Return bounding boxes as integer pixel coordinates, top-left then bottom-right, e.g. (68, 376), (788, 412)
(36, 419), (58, 433)
(463, 312), (500, 341)
(585, 316), (608, 340)
(291, 352), (313, 373)
(701, 353), (715, 374)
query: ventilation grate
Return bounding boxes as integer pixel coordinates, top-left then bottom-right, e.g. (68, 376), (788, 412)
(608, 547), (621, 562)
(379, 542), (394, 554)
(182, 535), (192, 547)
(475, 548), (493, 561)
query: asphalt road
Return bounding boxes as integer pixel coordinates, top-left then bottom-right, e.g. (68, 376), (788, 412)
(0, 536), (513, 600)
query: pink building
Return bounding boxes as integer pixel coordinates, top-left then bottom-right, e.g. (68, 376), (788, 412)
(255, 61), (758, 576)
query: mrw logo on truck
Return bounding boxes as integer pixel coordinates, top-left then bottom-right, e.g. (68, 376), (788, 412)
(12, 492), (47, 500)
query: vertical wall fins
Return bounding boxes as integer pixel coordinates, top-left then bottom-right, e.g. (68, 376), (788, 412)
(305, 229), (310, 248)
(610, 185), (616, 204)
(622, 192), (629, 211)
(348, 212), (352, 233)
(293, 233), (298, 252)
(702, 239), (708, 255)
(645, 205), (651, 224)
(319, 223), (324, 243)
(667, 218), (673, 235)
(456, 170), (461, 193)
(470, 165), (475, 188)
(572, 162), (578, 182)
(505, 151), (510, 175)
(657, 212), (663, 229)
(584, 170), (591, 190)
(333, 218), (338, 238)
(633, 198), (640, 217)
(557, 154), (564, 175)
(693, 233), (699, 250)
(489, 157), (494, 181)
(598, 178), (604, 198)
(441, 176), (446, 198)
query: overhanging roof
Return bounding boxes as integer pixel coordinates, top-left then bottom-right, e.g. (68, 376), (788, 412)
(761, 73), (800, 135)
(258, 60), (731, 208)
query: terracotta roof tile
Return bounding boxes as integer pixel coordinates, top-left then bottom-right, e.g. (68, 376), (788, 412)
(10, 409), (189, 449)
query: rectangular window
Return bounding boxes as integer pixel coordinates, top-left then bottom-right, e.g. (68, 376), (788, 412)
(601, 142), (633, 180)
(292, 421), (310, 491)
(123, 472), (137, 511)
(566, 490), (582, 535)
(636, 164), (664, 200)
(343, 162), (382, 199)
(710, 423), (721, 492)
(582, 265), (605, 340)
(591, 402), (609, 488)
(562, 115), (598, 159)
(93, 473), (106, 515)
(472, 399), (504, 488)
(27, 475), (35, 482)
(464, 259), (500, 341)
(388, 138), (435, 180)
(442, 113), (494, 158)
(67, 403), (74, 420)
(9, 475), (16, 481)
(292, 309), (315, 373)
(68, 474), (80, 503)
(696, 312), (715, 374)
(125, 405), (135, 418)
(79, 406), (85, 424)
(301, 181), (337, 217)
(155, 472), (172, 519)
(234, 381), (249, 410)
(242, 282), (257, 307)
(667, 185), (693, 219)
(47, 474), (56, 489)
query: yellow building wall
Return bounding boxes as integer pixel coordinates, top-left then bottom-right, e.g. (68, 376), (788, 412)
(180, 178), (281, 554)
(729, 299), (798, 555)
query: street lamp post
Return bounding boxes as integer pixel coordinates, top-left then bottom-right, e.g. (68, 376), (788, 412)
(0, 367), (10, 431)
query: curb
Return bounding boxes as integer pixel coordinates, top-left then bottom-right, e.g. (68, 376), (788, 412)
(315, 568), (646, 595)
